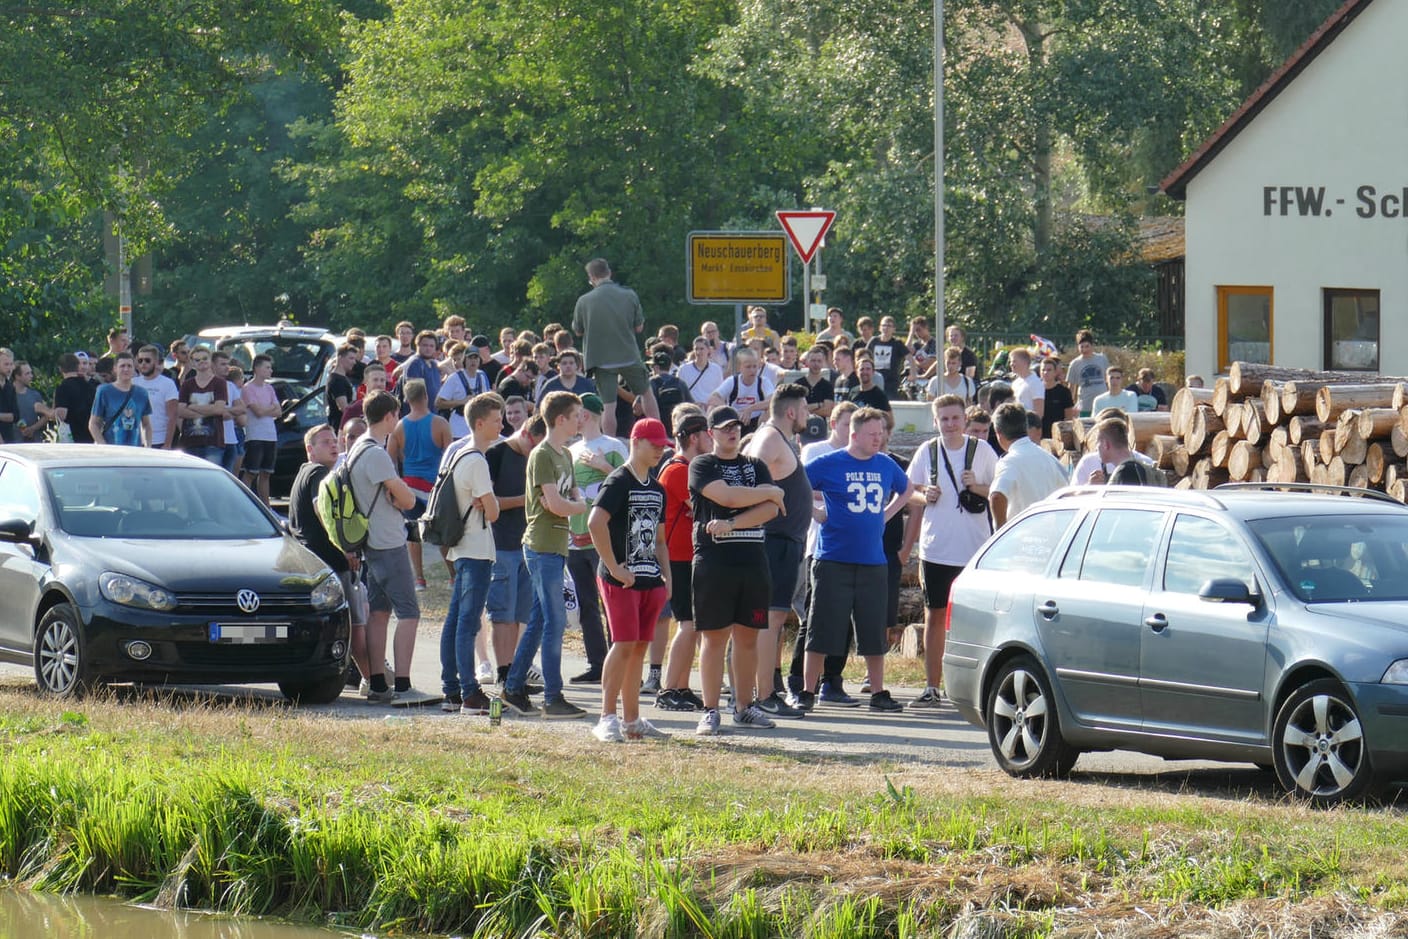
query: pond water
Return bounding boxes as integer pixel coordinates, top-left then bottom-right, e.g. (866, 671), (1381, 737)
(0, 889), (355, 939)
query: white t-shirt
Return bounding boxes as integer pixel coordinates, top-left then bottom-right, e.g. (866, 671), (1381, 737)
(437, 370), (491, 439)
(712, 374), (774, 419)
(800, 438), (839, 557)
(445, 444), (496, 562)
(927, 373), (976, 404)
(223, 381), (242, 444)
(1072, 449), (1156, 486)
(133, 373), (179, 444)
(677, 360), (724, 404)
(907, 435), (999, 566)
(1011, 373), (1045, 411)
(990, 437), (1069, 524)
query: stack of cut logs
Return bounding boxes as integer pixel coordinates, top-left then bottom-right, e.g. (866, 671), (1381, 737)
(1042, 361), (1408, 498)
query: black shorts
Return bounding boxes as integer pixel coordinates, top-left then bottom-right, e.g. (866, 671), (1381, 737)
(763, 535), (804, 611)
(887, 551), (902, 628)
(692, 555), (769, 631)
(806, 559), (887, 656)
(920, 561), (964, 609)
(243, 439), (277, 474)
(669, 559), (694, 622)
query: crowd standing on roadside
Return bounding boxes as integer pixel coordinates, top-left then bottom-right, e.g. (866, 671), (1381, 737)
(2, 270), (1184, 736)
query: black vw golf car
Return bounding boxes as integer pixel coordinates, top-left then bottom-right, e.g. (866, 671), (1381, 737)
(0, 445), (350, 702)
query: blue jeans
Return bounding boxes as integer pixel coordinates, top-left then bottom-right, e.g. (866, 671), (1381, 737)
(507, 548), (567, 702)
(440, 557), (492, 699)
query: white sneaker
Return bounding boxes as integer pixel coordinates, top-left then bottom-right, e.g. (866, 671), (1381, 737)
(592, 714), (624, 743)
(476, 660), (495, 684)
(910, 687), (948, 710)
(358, 678), (370, 697)
(625, 718), (669, 740)
(695, 709), (722, 736)
(527, 665), (545, 683)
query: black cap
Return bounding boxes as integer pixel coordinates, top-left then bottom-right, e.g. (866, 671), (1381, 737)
(675, 412), (709, 438)
(652, 350), (673, 369)
(708, 405), (743, 429)
(470, 334), (491, 348)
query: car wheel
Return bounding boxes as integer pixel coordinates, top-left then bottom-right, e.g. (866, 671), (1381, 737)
(34, 604), (96, 698)
(1272, 679), (1376, 805)
(279, 673), (347, 706)
(985, 656), (1078, 779)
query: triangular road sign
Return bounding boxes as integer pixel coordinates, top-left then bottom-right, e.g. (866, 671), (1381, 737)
(776, 210), (835, 264)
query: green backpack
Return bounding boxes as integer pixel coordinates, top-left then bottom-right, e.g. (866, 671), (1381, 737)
(315, 439), (384, 554)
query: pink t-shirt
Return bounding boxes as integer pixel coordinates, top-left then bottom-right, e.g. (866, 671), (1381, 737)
(241, 381), (281, 442)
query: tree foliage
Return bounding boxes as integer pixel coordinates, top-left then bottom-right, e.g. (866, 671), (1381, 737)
(0, 0), (1360, 351)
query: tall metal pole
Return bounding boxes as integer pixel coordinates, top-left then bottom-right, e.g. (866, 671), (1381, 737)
(933, 0), (945, 342)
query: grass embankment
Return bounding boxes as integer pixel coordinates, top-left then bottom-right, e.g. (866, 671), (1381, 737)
(1, 688), (1407, 938)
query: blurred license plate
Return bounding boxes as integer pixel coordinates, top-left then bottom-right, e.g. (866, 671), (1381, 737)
(209, 623), (291, 644)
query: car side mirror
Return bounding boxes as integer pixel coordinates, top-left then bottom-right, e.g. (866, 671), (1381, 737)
(1199, 578), (1256, 606)
(0, 518), (36, 546)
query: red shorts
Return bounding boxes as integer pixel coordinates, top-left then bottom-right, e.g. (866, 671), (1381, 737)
(598, 581), (668, 643)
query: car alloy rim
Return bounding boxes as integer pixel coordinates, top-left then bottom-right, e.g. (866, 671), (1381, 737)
(39, 619), (79, 693)
(1280, 693), (1364, 796)
(992, 668), (1049, 767)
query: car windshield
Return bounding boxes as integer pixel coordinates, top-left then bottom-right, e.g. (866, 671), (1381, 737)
(217, 338), (329, 384)
(45, 466), (281, 540)
(1248, 514), (1408, 602)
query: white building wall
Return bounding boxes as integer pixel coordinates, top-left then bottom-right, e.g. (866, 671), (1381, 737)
(1183, 0), (1408, 379)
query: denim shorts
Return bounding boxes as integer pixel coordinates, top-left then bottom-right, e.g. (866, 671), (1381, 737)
(487, 548), (534, 623)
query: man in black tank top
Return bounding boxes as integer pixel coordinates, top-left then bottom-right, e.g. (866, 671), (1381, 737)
(742, 384), (813, 719)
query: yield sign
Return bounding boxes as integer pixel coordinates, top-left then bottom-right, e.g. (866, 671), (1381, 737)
(775, 210), (835, 264)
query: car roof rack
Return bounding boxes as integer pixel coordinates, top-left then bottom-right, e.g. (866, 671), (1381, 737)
(1052, 485), (1227, 510)
(1215, 482), (1405, 506)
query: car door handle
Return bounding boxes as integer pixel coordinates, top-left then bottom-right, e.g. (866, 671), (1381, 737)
(1145, 613), (1168, 632)
(1037, 601), (1059, 620)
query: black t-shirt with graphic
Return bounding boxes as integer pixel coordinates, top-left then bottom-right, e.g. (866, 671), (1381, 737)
(688, 453), (773, 564)
(594, 465), (666, 589)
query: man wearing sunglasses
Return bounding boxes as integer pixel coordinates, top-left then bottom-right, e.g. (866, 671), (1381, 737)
(133, 344), (180, 449)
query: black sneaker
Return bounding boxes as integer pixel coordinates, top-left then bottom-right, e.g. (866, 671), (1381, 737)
(679, 688), (706, 711)
(569, 669), (601, 684)
(818, 681), (861, 707)
(461, 689), (492, 715)
(440, 694), (463, 713)
(542, 697), (587, 720)
(756, 692), (806, 720)
(500, 689), (535, 716)
(656, 689), (693, 712)
(869, 690), (905, 713)
(525, 681), (544, 695)
(790, 690), (817, 712)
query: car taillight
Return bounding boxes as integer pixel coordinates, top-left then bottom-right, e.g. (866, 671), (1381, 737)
(944, 604), (954, 632)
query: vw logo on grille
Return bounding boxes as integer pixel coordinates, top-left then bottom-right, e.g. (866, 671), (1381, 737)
(236, 589), (261, 614)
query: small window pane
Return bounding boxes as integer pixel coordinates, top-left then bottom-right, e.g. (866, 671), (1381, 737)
(975, 509), (1077, 575)
(0, 461), (41, 522)
(1058, 512), (1095, 579)
(1325, 289), (1379, 371)
(1163, 514), (1256, 595)
(1075, 509), (1162, 587)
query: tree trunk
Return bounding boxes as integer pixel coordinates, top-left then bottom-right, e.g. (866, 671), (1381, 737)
(1171, 387), (1214, 437)
(1315, 384), (1402, 423)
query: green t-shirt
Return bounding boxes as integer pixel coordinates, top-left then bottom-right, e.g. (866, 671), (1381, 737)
(524, 440), (576, 555)
(568, 435), (628, 541)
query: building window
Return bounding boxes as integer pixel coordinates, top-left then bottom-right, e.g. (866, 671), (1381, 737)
(1217, 286), (1273, 372)
(1324, 289), (1379, 372)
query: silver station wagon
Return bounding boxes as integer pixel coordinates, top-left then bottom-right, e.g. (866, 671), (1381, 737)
(944, 483), (1408, 804)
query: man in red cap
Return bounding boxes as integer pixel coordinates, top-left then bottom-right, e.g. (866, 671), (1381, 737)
(587, 417), (673, 742)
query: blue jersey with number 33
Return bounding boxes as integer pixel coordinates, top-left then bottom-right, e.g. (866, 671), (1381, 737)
(805, 449), (909, 566)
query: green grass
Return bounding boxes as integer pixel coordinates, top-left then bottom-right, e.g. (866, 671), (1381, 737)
(1, 696), (1407, 937)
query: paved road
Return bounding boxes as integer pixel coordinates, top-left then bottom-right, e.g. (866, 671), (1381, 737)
(0, 625), (1278, 800)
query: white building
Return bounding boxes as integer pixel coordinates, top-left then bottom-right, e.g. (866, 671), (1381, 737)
(1161, 0), (1400, 379)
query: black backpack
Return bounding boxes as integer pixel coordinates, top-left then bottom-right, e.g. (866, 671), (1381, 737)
(419, 446), (489, 546)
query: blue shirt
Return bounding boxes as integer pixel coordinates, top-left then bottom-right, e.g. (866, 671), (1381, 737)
(92, 383), (151, 447)
(805, 449), (909, 566)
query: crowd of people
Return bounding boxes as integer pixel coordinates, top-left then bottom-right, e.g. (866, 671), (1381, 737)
(0, 260), (1185, 740)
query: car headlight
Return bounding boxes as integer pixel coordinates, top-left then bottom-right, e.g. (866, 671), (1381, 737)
(99, 572), (177, 612)
(310, 573), (345, 611)
(1382, 660), (1408, 684)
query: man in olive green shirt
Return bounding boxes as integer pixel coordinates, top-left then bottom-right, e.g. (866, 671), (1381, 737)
(572, 257), (659, 437)
(501, 390), (590, 719)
